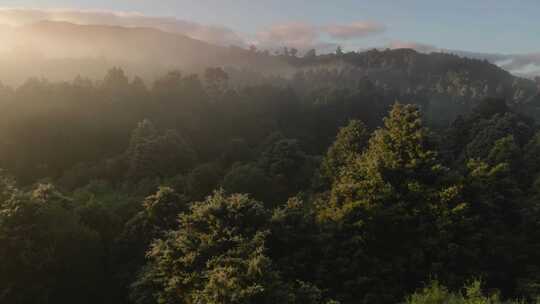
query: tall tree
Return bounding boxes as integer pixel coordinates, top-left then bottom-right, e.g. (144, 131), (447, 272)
(320, 119), (370, 185)
(318, 103), (466, 303)
(126, 120), (197, 181)
(132, 191), (331, 304)
(0, 181), (104, 304)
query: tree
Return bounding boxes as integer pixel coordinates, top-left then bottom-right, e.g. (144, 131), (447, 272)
(472, 98), (508, 119)
(320, 119), (370, 184)
(152, 71), (208, 131)
(102, 67), (130, 97)
(268, 197), (326, 287)
(141, 186), (189, 230)
(283, 47), (290, 56)
(222, 163), (271, 202)
(205, 67), (229, 88)
(220, 138), (253, 167)
(304, 49), (317, 59)
(318, 103), (466, 303)
(487, 135), (521, 170)
(113, 187), (189, 302)
(131, 191), (331, 304)
(407, 281), (518, 304)
(126, 119), (158, 156)
(258, 138), (316, 204)
(186, 163), (222, 200)
(459, 156), (524, 293)
(324, 103), (452, 220)
(126, 120), (197, 181)
(522, 131), (540, 181)
(464, 112), (533, 163)
(0, 181), (104, 304)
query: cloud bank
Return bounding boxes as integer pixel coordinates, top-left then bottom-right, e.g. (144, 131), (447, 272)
(0, 8), (386, 52)
(255, 22), (320, 50)
(253, 21), (385, 52)
(324, 22), (386, 40)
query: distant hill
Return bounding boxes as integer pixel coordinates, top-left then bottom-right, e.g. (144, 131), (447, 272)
(18, 20), (223, 62)
(0, 21), (286, 84)
(0, 21), (537, 121)
(282, 48), (540, 122)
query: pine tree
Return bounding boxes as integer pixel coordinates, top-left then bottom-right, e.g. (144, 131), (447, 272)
(320, 119), (369, 184)
(131, 191), (331, 304)
(126, 120), (197, 180)
(318, 103), (466, 303)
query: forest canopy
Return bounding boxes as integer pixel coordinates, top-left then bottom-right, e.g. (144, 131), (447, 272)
(1, 46), (540, 304)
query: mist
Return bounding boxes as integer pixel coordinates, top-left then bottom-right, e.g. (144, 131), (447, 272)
(0, 20), (231, 85)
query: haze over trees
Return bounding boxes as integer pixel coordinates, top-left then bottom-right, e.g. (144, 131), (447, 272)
(1, 35), (540, 304)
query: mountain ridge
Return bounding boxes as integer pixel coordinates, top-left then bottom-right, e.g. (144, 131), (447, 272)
(0, 20), (537, 114)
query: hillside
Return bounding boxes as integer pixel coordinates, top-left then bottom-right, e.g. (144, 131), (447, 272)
(0, 21), (537, 122)
(0, 21), (286, 84)
(283, 49), (540, 122)
(1, 19), (540, 304)
(4, 4), (540, 304)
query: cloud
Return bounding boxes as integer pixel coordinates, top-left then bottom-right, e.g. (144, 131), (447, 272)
(499, 53), (540, 71)
(0, 8), (245, 46)
(496, 53), (540, 78)
(324, 22), (386, 40)
(254, 22), (320, 50)
(0, 8), (388, 53)
(253, 21), (386, 52)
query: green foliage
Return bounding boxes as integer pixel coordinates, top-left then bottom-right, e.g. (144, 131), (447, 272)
(133, 191), (273, 304)
(324, 103), (452, 220)
(464, 112), (533, 161)
(0, 182), (104, 304)
(126, 120), (197, 181)
(220, 138), (253, 167)
(523, 132), (540, 180)
(407, 281), (523, 304)
(317, 103), (467, 303)
(487, 135), (521, 168)
(222, 163), (271, 202)
(186, 162), (223, 200)
(111, 187), (190, 302)
(132, 191), (330, 304)
(258, 137), (317, 203)
(268, 197), (326, 286)
(141, 186), (189, 230)
(472, 98), (509, 119)
(320, 119), (369, 184)
(1, 61), (540, 304)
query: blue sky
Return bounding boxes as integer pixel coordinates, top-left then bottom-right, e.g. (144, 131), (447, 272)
(2, 0), (540, 54)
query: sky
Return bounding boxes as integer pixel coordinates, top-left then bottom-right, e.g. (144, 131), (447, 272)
(1, 0), (538, 54)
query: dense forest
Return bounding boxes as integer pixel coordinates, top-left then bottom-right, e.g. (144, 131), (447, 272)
(2, 48), (540, 304)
